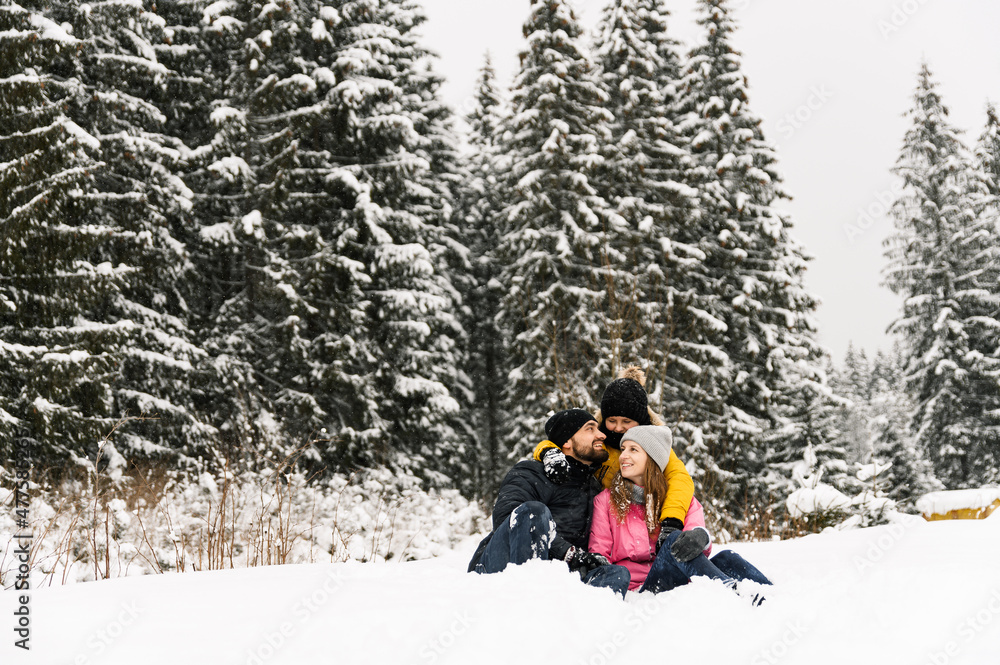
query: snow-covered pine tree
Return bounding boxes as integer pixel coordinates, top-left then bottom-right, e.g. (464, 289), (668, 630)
(868, 362), (941, 509)
(871, 342), (905, 390)
(154, 0), (219, 153)
(70, 0), (227, 462)
(153, 0), (232, 315)
(244, 0), (382, 457)
(973, 105), (1000, 356)
(158, 0), (314, 470)
(882, 63), (1000, 489)
(461, 54), (508, 497)
(1, 0), (219, 469)
(838, 342), (874, 403)
(0, 2), (106, 459)
(831, 342), (875, 465)
(972, 103), (1000, 314)
(764, 358), (859, 521)
(810, 344), (939, 517)
(153, 0), (252, 357)
(592, 0), (724, 451)
(976, 103), (1000, 199)
(182, 0), (467, 485)
(336, 0), (467, 486)
(674, 0), (824, 532)
(495, 0), (617, 457)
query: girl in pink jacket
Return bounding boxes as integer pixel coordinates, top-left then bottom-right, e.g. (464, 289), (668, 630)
(588, 426), (772, 598)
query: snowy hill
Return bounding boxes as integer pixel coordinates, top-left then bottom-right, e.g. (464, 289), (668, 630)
(5, 515), (1000, 665)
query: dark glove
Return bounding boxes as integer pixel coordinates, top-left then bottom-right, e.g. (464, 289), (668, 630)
(669, 528), (711, 563)
(564, 547), (611, 575)
(541, 446), (572, 484)
(655, 517), (685, 553)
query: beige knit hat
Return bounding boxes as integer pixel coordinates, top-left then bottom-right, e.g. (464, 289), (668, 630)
(621, 426), (672, 471)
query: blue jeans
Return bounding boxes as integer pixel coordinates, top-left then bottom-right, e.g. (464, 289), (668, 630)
(476, 501), (630, 597)
(640, 530), (772, 594)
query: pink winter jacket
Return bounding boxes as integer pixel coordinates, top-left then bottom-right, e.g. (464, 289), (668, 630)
(588, 489), (711, 591)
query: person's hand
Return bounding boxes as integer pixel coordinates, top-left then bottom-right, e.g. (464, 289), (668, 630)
(669, 528), (711, 563)
(564, 547), (611, 575)
(541, 446), (571, 483)
(655, 517), (685, 552)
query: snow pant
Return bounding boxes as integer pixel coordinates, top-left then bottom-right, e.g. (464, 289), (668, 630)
(640, 530), (772, 594)
(475, 501), (631, 598)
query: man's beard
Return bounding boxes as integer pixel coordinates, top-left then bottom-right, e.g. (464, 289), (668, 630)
(571, 439), (610, 465)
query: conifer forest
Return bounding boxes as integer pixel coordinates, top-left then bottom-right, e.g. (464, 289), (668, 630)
(3, 0), (999, 546)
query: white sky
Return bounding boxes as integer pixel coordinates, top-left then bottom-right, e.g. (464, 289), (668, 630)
(418, 0), (1000, 363)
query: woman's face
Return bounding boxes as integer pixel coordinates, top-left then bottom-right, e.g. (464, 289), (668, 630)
(619, 440), (648, 484)
(604, 416), (638, 433)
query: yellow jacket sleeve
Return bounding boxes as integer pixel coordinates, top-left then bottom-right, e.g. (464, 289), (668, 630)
(661, 449), (694, 523)
(532, 439), (556, 461)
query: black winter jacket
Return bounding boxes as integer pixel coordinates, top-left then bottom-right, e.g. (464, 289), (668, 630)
(468, 456), (603, 572)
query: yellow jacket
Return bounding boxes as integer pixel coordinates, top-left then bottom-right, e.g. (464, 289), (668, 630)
(531, 421), (695, 523)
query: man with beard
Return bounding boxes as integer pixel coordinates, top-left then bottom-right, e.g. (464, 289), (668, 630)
(467, 409), (631, 597)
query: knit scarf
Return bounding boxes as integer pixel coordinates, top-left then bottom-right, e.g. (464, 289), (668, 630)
(630, 483), (645, 505)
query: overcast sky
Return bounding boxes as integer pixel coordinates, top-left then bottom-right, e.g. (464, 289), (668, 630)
(417, 0), (1000, 363)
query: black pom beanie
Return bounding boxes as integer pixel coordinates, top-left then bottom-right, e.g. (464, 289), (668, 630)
(600, 378), (651, 425)
(545, 409), (597, 447)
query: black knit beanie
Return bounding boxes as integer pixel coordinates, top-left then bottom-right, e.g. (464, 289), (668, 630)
(600, 377), (650, 425)
(545, 409), (597, 447)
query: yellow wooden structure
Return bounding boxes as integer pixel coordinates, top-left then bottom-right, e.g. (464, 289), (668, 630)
(917, 489), (1000, 521)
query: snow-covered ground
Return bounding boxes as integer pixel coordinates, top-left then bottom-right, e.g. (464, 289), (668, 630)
(4, 514), (1000, 665)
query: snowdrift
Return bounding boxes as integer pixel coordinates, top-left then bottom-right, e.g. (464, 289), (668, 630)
(4, 515), (1000, 665)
